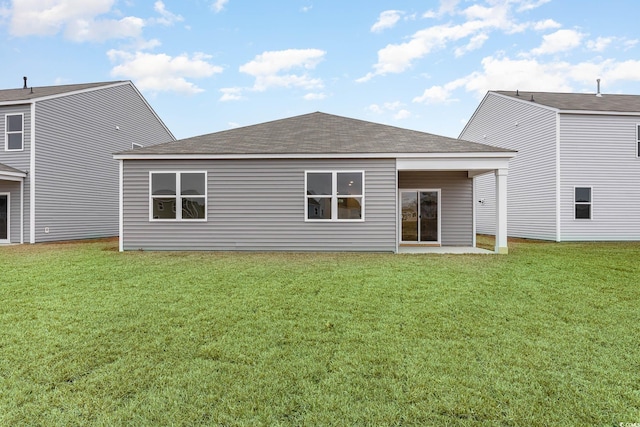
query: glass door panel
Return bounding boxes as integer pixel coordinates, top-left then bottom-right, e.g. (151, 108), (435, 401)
(401, 192), (418, 241)
(0, 195), (7, 240)
(420, 191), (438, 242)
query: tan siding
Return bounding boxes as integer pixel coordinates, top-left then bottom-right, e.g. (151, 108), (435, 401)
(399, 171), (473, 246)
(123, 158), (397, 251)
(559, 114), (640, 240)
(33, 83), (174, 242)
(461, 94), (557, 240)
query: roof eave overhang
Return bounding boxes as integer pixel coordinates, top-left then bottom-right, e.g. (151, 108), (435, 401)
(0, 171), (27, 181)
(558, 109), (640, 116)
(113, 151), (516, 161)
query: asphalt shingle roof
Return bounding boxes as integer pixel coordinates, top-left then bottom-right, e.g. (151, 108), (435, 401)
(0, 81), (126, 103)
(122, 112), (511, 156)
(495, 90), (640, 112)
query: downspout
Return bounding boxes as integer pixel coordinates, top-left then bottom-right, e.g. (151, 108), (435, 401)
(20, 178), (24, 244)
(555, 112), (561, 242)
(119, 159), (124, 252)
(29, 102), (36, 244)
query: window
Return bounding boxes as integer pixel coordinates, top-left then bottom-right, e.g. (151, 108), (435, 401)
(574, 187), (592, 219)
(5, 114), (23, 151)
(150, 172), (206, 221)
(305, 171), (364, 221)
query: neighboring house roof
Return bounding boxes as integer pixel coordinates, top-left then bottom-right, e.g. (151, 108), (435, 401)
(117, 112), (512, 157)
(494, 90), (640, 112)
(0, 81), (128, 103)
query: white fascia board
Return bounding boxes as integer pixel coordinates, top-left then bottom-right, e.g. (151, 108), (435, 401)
(396, 156), (513, 171)
(558, 110), (640, 116)
(113, 151), (516, 161)
(489, 92), (560, 113)
(0, 82), (130, 107)
(0, 171), (27, 181)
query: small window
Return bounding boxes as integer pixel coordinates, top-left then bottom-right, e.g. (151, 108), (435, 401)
(574, 187), (592, 220)
(150, 172), (207, 221)
(305, 171), (364, 221)
(5, 114), (23, 151)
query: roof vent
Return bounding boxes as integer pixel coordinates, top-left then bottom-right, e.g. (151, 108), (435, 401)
(596, 78), (602, 97)
(516, 89), (520, 96)
(530, 94), (535, 102)
(23, 76), (27, 89)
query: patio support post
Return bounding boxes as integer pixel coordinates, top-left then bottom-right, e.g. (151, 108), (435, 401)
(495, 168), (508, 254)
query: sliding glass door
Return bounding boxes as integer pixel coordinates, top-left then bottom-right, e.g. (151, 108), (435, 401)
(400, 190), (440, 244)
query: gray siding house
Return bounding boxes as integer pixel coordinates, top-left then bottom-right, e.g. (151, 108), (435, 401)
(115, 112), (515, 253)
(461, 89), (640, 241)
(0, 79), (174, 244)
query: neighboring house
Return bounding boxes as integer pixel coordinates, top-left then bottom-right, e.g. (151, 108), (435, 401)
(114, 112), (515, 253)
(0, 79), (174, 244)
(460, 89), (640, 241)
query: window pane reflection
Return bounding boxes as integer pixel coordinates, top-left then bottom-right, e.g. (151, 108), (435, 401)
(152, 197), (176, 219)
(337, 197), (361, 219)
(337, 173), (362, 195)
(182, 197), (206, 219)
(307, 197), (331, 219)
(152, 173), (176, 195)
(307, 173), (332, 195)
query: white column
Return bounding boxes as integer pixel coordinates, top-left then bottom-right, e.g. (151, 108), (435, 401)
(495, 169), (508, 254)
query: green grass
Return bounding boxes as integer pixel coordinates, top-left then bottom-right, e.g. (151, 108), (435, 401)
(1, 237), (639, 426)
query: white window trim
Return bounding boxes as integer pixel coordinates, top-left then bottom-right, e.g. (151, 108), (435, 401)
(574, 186), (592, 220)
(5, 113), (24, 152)
(149, 171), (207, 222)
(304, 170), (365, 222)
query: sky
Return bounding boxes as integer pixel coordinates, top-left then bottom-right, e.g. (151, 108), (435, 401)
(2, 0), (640, 140)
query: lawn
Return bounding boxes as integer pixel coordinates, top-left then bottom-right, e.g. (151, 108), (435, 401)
(0, 238), (639, 426)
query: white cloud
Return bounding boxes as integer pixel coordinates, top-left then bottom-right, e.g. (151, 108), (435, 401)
(532, 19), (561, 31)
(455, 33), (488, 57)
(516, 0), (551, 12)
(108, 50), (223, 94)
(220, 87), (243, 101)
(65, 16), (145, 42)
(239, 48), (326, 91)
(394, 109), (411, 120)
(151, 1), (183, 26)
(304, 92), (326, 100)
(420, 55), (640, 103)
(587, 36), (613, 52)
(530, 29), (584, 56)
(371, 10), (403, 33)
(212, 0), (228, 13)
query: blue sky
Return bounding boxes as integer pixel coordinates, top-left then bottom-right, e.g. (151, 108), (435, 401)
(2, 0), (640, 140)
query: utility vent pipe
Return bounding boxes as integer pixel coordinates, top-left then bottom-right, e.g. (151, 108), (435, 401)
(596, 78), (602, 97)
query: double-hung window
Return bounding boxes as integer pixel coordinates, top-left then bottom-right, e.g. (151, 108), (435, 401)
(305, 171), (364, 221)
(574, 187), (592, 220)
(150, 172), (207, 221)
(5, 114), (23, 151)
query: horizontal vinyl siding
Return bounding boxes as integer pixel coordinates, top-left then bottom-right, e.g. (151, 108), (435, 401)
(0, 180), (21, 243)
(123, 159), (397, 251)
(560, 114), (640, 240)
(34, 84), (174, 242)
(461, 94), (557, 240)
(0, 104), (31, 242)
(398, 171), (473, 246)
